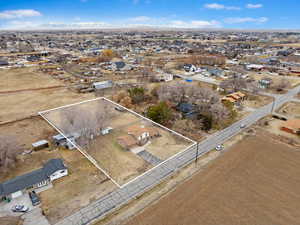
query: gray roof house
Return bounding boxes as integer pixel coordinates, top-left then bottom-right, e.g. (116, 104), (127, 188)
(0, 159), (68, 199)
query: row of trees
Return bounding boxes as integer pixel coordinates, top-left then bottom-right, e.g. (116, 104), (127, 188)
(151, 82), (234, 130)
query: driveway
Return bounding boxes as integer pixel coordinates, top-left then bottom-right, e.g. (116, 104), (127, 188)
(0, 193), (50, 225)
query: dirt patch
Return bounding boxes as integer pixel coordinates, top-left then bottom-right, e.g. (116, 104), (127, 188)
(0, 88), (93, 122)
(0, 117), (56, 152)
(277, 101), (300, 118)
(88, 130), (152, 186)
(124, 131), (300, 225)
(0, 67), (62, 92)
(146, 129), (192, 160)
(0, 216), (22, 225)
(243, 93), (272, 108)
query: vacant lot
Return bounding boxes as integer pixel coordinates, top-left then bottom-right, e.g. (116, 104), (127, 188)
(243, 93), (272, 108)
(125, 131), (300, 225)
(0, 67), (93, 122)
(0, 88), (93, 122)
(0, 117), (55, 153)
(278, 101), (300, 118)
(0, 67), (62, 92)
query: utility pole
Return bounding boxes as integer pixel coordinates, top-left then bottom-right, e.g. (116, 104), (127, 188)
(271, 97), (276, 113)
(195, 143), (199, 164)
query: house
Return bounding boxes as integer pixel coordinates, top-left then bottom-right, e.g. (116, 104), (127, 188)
(52, 133), (79, 150)
(245, 64), (264, 71)
(259, 77), (273, 89)
(222, 92), (246, 104)
(155, 73), (173, 82)
(112, 61), (131, 71)
(208, 68), (225, 77)
(183, 64), (197, 73)
(0, 159), (67, 200)
(117, 125), (160, 150)
(281, 119), (300, 135)
(101, 127), (113, 135)
(92, 80), (113, 90)
(0, 60), (9, 67)
(176, 103), (198, 119)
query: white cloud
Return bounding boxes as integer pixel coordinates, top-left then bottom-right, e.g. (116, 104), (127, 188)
(224, 17), (268, 24)
(246, 3), (263, 9)
(1, 17), (222, 30)
(204, 3), (240, 10)
(0, 9), (41, 19)
(170, 20), (221, 28)
(129, 16), (151, 22)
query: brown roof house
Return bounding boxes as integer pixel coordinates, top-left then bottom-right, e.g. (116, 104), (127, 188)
(117, 125), (160, 150)
(222, 91), (246, 104)
(281, 119), (300, 135)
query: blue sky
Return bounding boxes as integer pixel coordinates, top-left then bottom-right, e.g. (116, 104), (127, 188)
(0, 0), (299, 29)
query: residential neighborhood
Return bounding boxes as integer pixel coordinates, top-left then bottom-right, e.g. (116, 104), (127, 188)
(1, 1), (300, 225)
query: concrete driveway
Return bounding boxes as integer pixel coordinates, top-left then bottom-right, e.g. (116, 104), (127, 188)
(0, 193), (50, 225)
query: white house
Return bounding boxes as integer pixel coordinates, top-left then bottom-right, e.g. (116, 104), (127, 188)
(0, 159), (68, 199)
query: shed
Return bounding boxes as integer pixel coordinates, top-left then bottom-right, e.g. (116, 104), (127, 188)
(32, 140), (49, 151)
(92, 80), (113, 90)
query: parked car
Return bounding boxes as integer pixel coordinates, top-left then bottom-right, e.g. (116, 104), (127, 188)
(12, 205), (29, 213)
(215, 144), (224, 151)
(240, 123), (246, 128)
(29, 191), (40, 206)
(114, 106), (126, 112)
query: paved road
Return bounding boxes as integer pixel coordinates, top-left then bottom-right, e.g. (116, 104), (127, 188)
(55, 85), (300, 225)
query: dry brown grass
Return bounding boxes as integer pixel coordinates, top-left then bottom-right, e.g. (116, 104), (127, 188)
(40, 149), (116, 224)
(277, 101), (300, 118)
(0, 67), (61, 92)
(125, 131), (300, 225)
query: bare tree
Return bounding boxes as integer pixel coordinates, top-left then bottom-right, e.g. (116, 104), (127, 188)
(220, 77), (248, 93)
(272, 78), (291, 91)
(0, 135), (19, 173)
(60, 101), (113, 149)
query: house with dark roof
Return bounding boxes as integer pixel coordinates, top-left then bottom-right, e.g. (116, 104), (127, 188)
(0, 159), (68, 199)
(0, 60), (9, 67)
(112, 61), (131, 71)
(176, 103), (198, 119)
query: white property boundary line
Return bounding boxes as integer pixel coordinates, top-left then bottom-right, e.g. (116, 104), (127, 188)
(39, 97), (196, 188)
(39, 112), (121, 188)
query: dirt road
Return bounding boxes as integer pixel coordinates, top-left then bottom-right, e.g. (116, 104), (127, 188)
(124, 131), (300, 225)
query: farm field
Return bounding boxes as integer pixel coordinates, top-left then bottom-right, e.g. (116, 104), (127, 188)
(124, 130), (300, 225)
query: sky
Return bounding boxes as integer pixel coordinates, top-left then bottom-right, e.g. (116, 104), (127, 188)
(0, 0), (299, 30)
